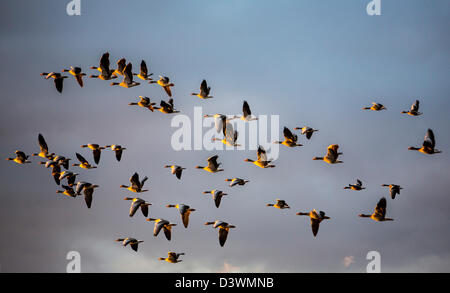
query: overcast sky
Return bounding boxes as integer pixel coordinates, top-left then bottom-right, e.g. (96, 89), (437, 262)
(1, 0), (449, 273)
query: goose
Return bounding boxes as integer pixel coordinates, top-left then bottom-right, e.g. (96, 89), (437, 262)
(72, 153), (97, 169)
(225, 178), (249, 187)
(158, 252), (185, 263)
(203, 190), (228, 208)
(52, 155), (71, 170)
(110, 62), (140, 88)
(164, 165), (186, 179)
(195, 155), (224, 173)
(359, 197), (394, 222)
(294, 126), (319, 140)
(128, 96), (157, 112)
(234, 101), (258, 121)
(104, 145), (126, 161)
(344, 179), (366, 191)
(133, 60), (153, 81)
(408, 129), (441, 154)
(74, 181), (99, 208)
(56, 185), (76, 197)
(6, 150), (31, 164)
(38, 160), (61, 185)
(113, 58), (127, 76)
(124, 197), (151, 217)
(402, 100), (422, 116)
(115, 238), (144, 252)
(274, 127), (302, 147)
(204, 220), (236, 247)
(146, 218), (176, 241)
(166, 204), (196, 228)
(62, 66), (86, 87)
(89, 52), (117, 80)
(32, 134), (55, 159)
(203, 114), (236, 133)
(267, 199), (290, 209)
(191, 80), (213, 99)
(157, 98), (179, 114)
(381, 184), (403, 199)
(244, 146), (275, 168)
(149, 76), (174, 97)
(296, 209), (331, 237)
(362, 102), (387, 111)
(120, 172), (148, 193)
(313, 144), (343, 164)
(80, 144), (105, 165)
(40, 72), (68, 93)
(59, 171), (78, 186)
(212, 122), (240, 147)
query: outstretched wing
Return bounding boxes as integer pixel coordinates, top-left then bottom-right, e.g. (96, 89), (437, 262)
(423, 129), (436, 149)
(242, 100), (251, 117)
(140, 60), (148, 76)
(76, 153), (88, 164)
(38, 134), (49, 153)
(207, 155), (219, 169)
(257, 146), (268, 162)
(374, 197), (387, 218)
(200, 79), (209, 96)
(411, 100), (419, 112)
(218, 227), (229, 247)
(123, 62), (133, 84)
(283, 127), (297, 142)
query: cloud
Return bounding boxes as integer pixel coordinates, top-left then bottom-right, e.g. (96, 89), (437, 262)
(217, 262), (240, 273)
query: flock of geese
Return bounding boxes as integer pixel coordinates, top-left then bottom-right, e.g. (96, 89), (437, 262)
(6, 51), (442, 266)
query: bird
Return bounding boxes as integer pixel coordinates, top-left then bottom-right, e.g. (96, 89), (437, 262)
(123, 197), (151, 217)
(110, 62), (140, 88)
(203, 190), (228, 208)
(196, 155), (224, 173)
(313, 144), (343, 164)
(61, 66), (86, 87)
(6, 150), (31, 164)
(72, 153), (97, 169)
(204, 220), (236, 247)
(120, 172), (148, 193)
(113, 58), (127, 76)
(296, 210), (331, 237)
(80, 144), (105, 165)
(74, 182), (99, 208)
(164, 165), (185, 179)
(294, 126), (319, 140)
(40, 72), (68, 93)
(158, 252), (185, 263)
(212, 122), (240, 147)
(244, 146), (275, 168)
(59, 171), (78, 186)
(344, 179), (366, 191)
(157, 98), (179, 114)
(32, 134), (55, 159)
(234, 101), (258, 121)
(381, 184), (403, 199)
(165, 204), (196, 228)
(89, 52), (117, 80)
(362, 102), (387, 111)
(56, 185), (76, 197)
(359, 197), (394, 222)
(52, 155), (71, 170)
(274, 127), (302, 147)
(225, 178), (249, 187)
(115, 238), (144, 252)
(191, 80), (213, 99)
(146, 218), (177, 241)
(203, 114), (236, 133)
(128, 96), (157, 112)
(408, 129), (441, 154)
(133, 60), (153, 81)
(402, 100), (422, 116)
(267, 199), (290, 209)
(38, 160), (61, 185)
(149, 76), (174, 97)
(104, 145), (126, 161)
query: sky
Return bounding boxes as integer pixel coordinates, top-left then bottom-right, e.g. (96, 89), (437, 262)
(0, 0), (449, 273)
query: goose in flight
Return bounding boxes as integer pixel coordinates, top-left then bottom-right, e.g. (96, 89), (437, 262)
(40, 72), (68, 93)
(72, 153), (97, 169)
(294, 126), (319, 140)
(313, 144), (343, 164)
(203, 190), (228, 208)
(124, 197), (151, 217)
(150, 76), (174, 97)
(158, 252), (185, 263)
(381, 184), (403, 199)
(80, 144), (105, 165)
(6, 150), (31, 164)
(62, 66), (86, 87)
(52, 155), (71, 170)
(113, 58), (127, 76)
(166, 204), (196, 228)
(408, 129), (441, 154)
(75, 182), (99, 208)
(56, 185), (76, 197)
(234, 101), (258, 121)
(402, 100), (422, 116)
(104, 145), (126, 161)
(296, 209), (331, 237)
(274, 127), (302, 147)
(38, 160), (61, 185)
(110, 62), (140, 88)
(128, 96), (157, 112)
(59, 171), (78, 187)
(196, 155), (224, 173)
(244, 146), (275, 168)
(120, 172), (149, 193)
(157, 99), (179, 114)
(204, 220), (236, 247)
(32, 134), (55, 159)
(212, 122), (240, 147)
(133, 60), (153, 81)
(362, 102), (387, 111)
(115, 238), (144, 252)
(203, 114), (236, 133)
(344, 179), (366, 191)
(225, 178), (249, 187)
(267, 199), (290, 209)
(146, 218), (177, 241)
(89, 52), (117, 80)
(191, 79), (213, 99)
(164, 165), (186, 179)
(359, 197), (394, 222)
